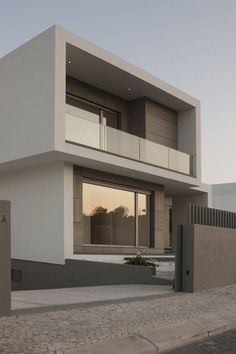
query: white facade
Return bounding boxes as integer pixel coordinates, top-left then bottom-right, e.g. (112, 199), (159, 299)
(0, 25), (209, 265)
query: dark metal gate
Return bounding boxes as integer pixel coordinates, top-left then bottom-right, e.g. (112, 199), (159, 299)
(189, 204), (236, 229)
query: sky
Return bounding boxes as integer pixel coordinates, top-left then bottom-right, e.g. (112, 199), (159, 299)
(0, 0), (236, 184)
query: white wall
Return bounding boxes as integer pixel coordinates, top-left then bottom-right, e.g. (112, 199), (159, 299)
(0, 162), (70, 264)
(0, 27), (56, 163)
(63, 163), (74, 260)
(177, 106), (201, 181)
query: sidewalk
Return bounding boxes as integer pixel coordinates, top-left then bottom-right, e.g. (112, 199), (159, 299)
(12, 284), (173, 311)
(1, 284), (236, 353)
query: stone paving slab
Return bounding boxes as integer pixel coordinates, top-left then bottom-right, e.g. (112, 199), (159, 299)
(12, 284), (173, 310)
(191, 314), (229, 336)
(141, 320), (207, 352)
(1, 284), (236, 353)
(67, 335), (157, 354)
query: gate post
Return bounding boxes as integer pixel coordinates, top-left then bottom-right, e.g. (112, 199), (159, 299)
(0, 201), (11, 316)
(175, 225), (183, 291)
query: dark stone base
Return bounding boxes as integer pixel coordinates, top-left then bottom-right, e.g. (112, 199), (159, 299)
(11, 259), (171, 291)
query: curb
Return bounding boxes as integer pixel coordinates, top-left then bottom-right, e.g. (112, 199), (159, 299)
(66, 310), (236, 353)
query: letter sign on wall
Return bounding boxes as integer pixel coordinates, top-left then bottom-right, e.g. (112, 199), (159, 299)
(0, 214), (7, 224)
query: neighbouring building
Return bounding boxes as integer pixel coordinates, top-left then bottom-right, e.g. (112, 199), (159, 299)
(212, 183), (236, 212)
(0, 25), (210, 288)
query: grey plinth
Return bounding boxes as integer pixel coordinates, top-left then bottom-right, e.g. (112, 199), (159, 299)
(0, 201), (11, 316)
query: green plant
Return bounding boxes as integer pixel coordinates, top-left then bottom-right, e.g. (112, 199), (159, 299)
(125, 253), (156, 267)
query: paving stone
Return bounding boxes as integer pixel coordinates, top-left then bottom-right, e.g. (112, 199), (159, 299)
(67, 335), (157, 354)
(191, 315), (229, 336)
(0, 285), (236, 353)
(140, 320), (207, 352)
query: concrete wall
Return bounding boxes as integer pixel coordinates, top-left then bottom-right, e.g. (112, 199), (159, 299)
(0, 162), (73, 265)
(0, 27), (56, 163)
(11, 258), (169, 291)
(172, 191), (209, 245)
(178, 224), (236, 292)
(0, 201), (11, 316)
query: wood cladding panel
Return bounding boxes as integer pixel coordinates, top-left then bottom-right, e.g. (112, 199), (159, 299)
(146, 115), (177, 141)
(145, 100), (177, 149)
(128, 99), (146, 138)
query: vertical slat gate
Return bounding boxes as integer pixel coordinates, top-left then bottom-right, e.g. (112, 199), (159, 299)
(189, 204), (236, 229)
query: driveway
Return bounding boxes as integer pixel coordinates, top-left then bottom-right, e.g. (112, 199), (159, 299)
(12, 284), (173, 311)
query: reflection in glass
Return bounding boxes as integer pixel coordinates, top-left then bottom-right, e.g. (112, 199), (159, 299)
(83, 183), (135, 246)
(103, 110), (118, 128)
(66, 98), (100, 123)
(138, 194), (150, 246)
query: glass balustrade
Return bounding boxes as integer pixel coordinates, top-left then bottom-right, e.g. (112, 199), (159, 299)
(105, 125), (140, 160)
(65, 107), (191, 175)
(66, 113), (100, 149)
(140, 138), (169, 169)
(168, 148), (190, 175)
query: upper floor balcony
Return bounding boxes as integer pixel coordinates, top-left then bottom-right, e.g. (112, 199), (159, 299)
(0, 25), (199, 188)
(65, 102), (192, 176)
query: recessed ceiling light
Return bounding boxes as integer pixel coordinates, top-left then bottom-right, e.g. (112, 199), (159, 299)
(67, 59), (72, 64)
(128, 87), (131, 93)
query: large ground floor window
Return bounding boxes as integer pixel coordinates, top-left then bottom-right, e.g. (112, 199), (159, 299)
(83, 181), (150, 246)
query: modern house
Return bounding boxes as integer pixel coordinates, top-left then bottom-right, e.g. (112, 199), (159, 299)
(0, 25), (210, 288)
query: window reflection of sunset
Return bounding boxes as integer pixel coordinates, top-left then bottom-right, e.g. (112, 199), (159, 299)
(138, 193), (147, 215)
(83, 183), (135, 216)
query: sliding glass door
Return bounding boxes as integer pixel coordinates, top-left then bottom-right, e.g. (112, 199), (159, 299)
(82, 181), (150, 247)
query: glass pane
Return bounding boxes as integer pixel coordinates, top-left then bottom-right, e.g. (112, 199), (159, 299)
(65, 111), (100, 149)
(103, 110), (118, 128)
(83, 183), (135, 246)
(140, 138), (169, 168)
(66, 98), (100, 123)
(138, 193), (150, 246)
(105, 126), (140, 160)
(168, 148), (190, 174)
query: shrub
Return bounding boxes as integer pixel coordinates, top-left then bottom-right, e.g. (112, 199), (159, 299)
(125, 253), (157, 267)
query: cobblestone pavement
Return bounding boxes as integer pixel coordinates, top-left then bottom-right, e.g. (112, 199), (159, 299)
(1, 285), (236, 353)
(166, 329), (236, 353)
